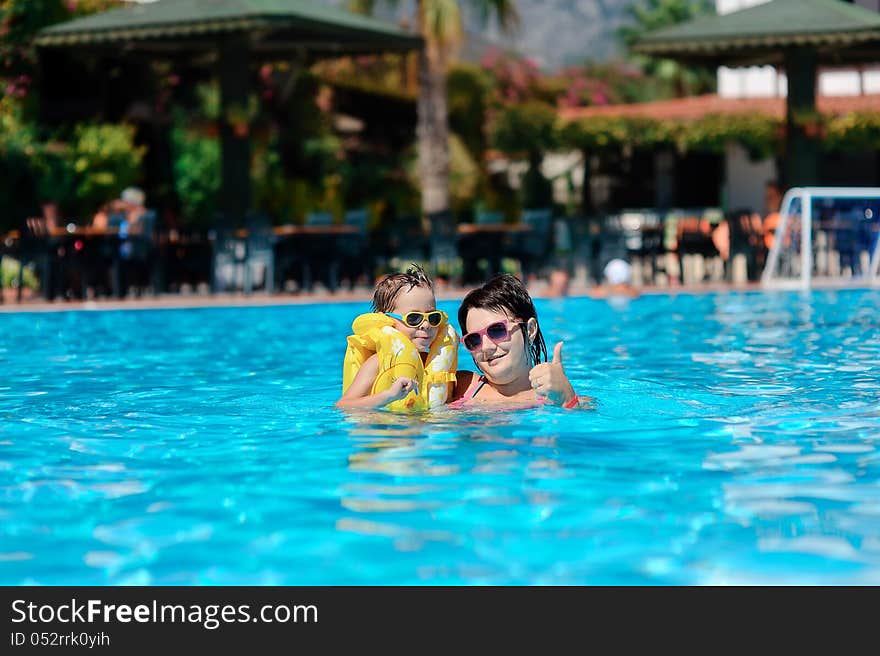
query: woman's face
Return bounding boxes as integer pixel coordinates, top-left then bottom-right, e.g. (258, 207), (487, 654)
(390, 285), (439, 352)
(464, 307), (536, 385)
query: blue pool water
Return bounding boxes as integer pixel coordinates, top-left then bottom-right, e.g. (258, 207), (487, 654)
(2, 289), (880, 585)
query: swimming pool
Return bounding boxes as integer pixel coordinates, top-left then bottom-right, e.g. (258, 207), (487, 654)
(2, 289), (879, 585)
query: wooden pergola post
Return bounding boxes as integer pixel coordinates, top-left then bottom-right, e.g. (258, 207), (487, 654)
(36, 1), (423, 231)
(784, 48), (820, 188)
(218, 36), (252, 222)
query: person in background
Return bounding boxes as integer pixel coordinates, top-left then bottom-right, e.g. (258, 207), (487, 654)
(590, 258), (639, 299)
(762, 180), (784, 251)
(92, 187), (147, 230)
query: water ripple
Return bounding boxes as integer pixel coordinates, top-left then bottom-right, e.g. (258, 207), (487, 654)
(2, 290), (880, 584)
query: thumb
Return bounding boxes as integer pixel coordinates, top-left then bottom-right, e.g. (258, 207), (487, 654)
(552, 342), (564, 364)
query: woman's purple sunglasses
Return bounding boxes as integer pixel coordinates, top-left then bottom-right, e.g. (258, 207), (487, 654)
(461, 320), (522, 352)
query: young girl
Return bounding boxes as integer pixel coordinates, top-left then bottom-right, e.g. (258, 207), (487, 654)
(338, 265), (457, 410)
(450, 274), (581, 409)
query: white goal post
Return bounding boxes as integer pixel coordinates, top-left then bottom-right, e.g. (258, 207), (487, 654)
(761, 187), (880, 290)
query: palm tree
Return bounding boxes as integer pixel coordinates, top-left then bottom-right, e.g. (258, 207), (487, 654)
(618, 0), (715, 98)
(351, 0), (518, 217)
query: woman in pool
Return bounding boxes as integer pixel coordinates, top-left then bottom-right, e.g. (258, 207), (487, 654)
(450, 274), (582, 409)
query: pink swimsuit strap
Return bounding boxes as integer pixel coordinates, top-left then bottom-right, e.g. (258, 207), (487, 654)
(447, 374), (487, 409)
(463, 374), (487, 400)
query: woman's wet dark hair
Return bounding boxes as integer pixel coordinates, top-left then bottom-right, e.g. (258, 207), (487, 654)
(458, 274), (548, 365)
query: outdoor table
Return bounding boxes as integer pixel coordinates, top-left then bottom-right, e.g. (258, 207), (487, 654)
(227, 224), (360, 293)
(6, 224), (124, 300)
(60, 225), (144, 298)
(456, 224), (531, 235)
(233, 224), (359, 238)
(49, 226), (120, 237)
(159, 231), (214, 292)
(631, 224), (667, 282)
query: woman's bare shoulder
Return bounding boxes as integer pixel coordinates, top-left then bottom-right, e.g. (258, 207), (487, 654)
(452, 370), (477, 401)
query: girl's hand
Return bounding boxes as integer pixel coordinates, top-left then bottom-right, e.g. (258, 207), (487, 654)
(384, 377), (418, 404)
(528, 342), (576, 406)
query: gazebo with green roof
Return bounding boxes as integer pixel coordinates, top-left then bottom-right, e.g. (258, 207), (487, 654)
(632, 0), (880, 188)
(35, 0), (422, 221)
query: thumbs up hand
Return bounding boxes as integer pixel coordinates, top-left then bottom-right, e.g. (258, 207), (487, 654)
(528, 342), (577, 406)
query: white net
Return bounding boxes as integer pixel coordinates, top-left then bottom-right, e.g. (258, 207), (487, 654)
(761, 187), (880, 290)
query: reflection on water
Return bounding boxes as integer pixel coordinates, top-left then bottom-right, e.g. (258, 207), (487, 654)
(1, 290), (880, 583)
(339, 411), (565, 552)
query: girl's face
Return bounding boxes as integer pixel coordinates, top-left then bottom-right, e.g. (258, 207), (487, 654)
(464, 307), (537, 385)
(390, 285), (439, 352)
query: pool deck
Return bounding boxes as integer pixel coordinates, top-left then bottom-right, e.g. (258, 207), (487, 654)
(0, 280), (767, 313)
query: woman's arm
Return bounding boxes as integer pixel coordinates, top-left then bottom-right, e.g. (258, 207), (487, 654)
(528, 342), (578, 408)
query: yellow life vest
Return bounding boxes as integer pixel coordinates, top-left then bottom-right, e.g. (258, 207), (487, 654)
(342, 312), (458, 411)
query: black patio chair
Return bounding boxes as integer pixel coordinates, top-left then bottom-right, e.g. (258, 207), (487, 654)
(305, 211), (333, 226)
(211, 214), (248, 293)
(834, 210), (861, 277)
(297, 211), (341, 292)
(726, 209), (764, 282)
(105, 209), (159, 297)
(676, 214), (718, 283)
(160, 228), (213, 293)
(475, 209), (503, 225)
(16, 217), (62, 302)
(242, 212), (276, 294)
(125, 209), (159, 296)
(457, 206), (511, 283)
(621, 212), (666, 285)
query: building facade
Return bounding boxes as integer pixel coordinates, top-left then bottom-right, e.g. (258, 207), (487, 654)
(719, 0), (880, 212)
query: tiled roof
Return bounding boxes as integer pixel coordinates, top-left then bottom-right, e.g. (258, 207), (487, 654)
(634, 0), (880, 58)
(559, 93), (880, 122)
(36, 0), (420, 51)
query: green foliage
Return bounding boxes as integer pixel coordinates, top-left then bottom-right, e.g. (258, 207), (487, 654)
(447, 63), (493, 161)
(560, 116), (648, 151)
(195, 82), (221, 121)
(0, 98), (39, 222)
(33, 140), (76, 206)
(274, 71), (338, 183)
(0, 0), (122, 102)
(618, 0), (714, 47)
(171, 123), (220, 227)
(490, 101), (559, 157)
(0, 93), (33, 140)
(676, 113), (781, 158)
(340, 151), (419, 226)
(448, 132), (479, 211)
(71, 124), (146, 215)
(489, 102), (559, 210)
(618, 0), (716, 98)
(559, 112), (783, 158)
(1, 256), (37, 290)
(251, 135), (287, 220)
(824, 111), (880, 152)
(253, 147), (346, 225)
(1, 96), (146, 224)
